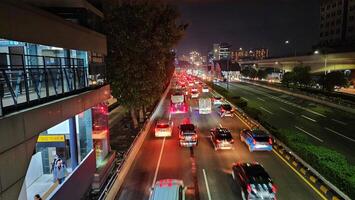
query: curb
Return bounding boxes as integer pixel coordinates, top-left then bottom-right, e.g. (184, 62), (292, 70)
(207, 82), (351, 200)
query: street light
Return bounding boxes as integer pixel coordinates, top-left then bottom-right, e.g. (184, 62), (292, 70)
(285, 40), (290, 44)
(314, 49), (328, 74)
(314, 50), (320, 55)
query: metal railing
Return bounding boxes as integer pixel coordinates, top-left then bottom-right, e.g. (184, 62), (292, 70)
(0, 53), (88, 116)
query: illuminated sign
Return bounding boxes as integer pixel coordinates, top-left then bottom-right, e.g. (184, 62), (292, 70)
(37, 135), (65, 143)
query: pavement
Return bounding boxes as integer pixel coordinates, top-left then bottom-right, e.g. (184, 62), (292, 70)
(114, 87), (322, 200)
(218, 81), (355, 164)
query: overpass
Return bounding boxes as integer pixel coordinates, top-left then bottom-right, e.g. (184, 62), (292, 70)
(238, 51), (355, 73)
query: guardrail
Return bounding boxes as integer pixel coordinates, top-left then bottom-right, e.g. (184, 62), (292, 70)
(209, 83), (351, 200)
(97, 81), (172, 200)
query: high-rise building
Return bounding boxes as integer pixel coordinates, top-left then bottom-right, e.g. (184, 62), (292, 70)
(212, 43), (231, 60)
(319, 0), (355, 49)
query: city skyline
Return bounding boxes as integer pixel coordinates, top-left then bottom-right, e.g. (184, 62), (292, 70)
(175, 0), (320, 57)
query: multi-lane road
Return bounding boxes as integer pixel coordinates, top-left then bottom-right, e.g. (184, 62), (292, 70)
(115, 86), (321, 200)
(217, 81), (355, 164)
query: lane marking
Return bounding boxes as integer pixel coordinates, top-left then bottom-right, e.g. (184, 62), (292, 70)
(169, 113), (171, 120)
(280, 107), (295, 115)
(202, 169), (212, 200)
(241, 97), (249, 101)
(151, 137), (166, 187)
(325, 127), (355, 142)
(331, 118), (347, 126)
(260, 106), (274, 115)
(234, 113), (252, 129)
(295, 126), (323, 142)
(230, 82), (327, 118)
(219, 123), (223, 128)
(272, 149), (328, 200)
(257, 97), (265, 102)
(301, 115), (317, 122)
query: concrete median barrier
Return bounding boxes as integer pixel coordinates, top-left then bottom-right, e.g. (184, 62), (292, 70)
(101, 81), (171, 200)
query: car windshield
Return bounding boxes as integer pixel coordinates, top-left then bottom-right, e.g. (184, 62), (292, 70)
(254, 136), (269, 142)
(214, 97), (221, 100)
(222, 104), (232, 110)
(216, 131), (232, 140)
(180, 124), (195, 132)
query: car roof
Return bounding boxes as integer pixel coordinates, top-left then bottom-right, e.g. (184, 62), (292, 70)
(251, 129), (268, 137)
(151, 179), (183, 200)
(241, 163), (271, 182)
(216, 128), (231, 134)
(180, 123), (195, 130)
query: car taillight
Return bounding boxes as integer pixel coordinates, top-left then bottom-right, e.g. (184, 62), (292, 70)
(272, 184), (277, 193)
(216, 139), (221, 143)
(179, 134), (184, 140)
(253, 139), (256, 145)
(269, 138), (273, 145)
(247, 184), (252, 193)
(230, 139), (234, 143)
(192, 134), (198, 140)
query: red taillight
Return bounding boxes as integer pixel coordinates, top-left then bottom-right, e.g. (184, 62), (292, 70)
(179, 134), (184, 140)
(269, 138), (273, 145)
(253, 139), (256, 145)
(230, 139), (234, 143)
(216, 139), (221, 143)
(192, 134), (198, 140)
(247, 184), (252, 193)
(272, 184), (277, 193)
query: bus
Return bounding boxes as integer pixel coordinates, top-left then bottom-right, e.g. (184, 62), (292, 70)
(170, 91), (188, 114)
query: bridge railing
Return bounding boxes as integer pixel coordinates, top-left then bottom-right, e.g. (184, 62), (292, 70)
(0, 53), (88, 116)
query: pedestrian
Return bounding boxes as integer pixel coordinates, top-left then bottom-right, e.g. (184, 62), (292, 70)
(34, 194), (42, 200)
(51, 155), (59, 182)
(53, 159), (67, 184)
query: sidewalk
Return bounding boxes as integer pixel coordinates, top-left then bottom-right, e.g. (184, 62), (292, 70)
(244, 80), (355, 114)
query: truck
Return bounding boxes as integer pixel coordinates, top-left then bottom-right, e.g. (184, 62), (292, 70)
(199, 93), (212, 114)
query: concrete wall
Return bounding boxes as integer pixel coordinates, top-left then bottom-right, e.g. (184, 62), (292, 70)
(48, 150), (96, 200)
(0, 1), (107, 55)
(0, 85), (110, 199)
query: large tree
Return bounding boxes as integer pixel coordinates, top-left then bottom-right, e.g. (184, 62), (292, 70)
(105, 2), (186, 128)
(292, 65), (311, 88)
(322, 71), (348, 91)
(281, 72), (294, 88)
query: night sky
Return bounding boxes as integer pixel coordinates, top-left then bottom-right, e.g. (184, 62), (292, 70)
(174, 0), (320, 57)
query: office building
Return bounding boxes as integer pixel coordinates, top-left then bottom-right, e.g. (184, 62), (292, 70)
(0, 1), (114, 199)
(319, 0), (355, 49)
(212, 43), (231, 60)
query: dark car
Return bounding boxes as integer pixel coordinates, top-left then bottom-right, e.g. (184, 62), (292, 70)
(218, 104), (234, 117)
(232, 162), (277, 200)
(240, 129), (273, 152)
(210, 128), (234, 150)
(179, 123), (198, 147)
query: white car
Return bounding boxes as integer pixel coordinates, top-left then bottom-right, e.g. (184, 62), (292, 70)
(149, 179), (186, 200)
(202, 86), (209, 93)
(155, 119), (173, 137)
(213, 96), (223, 105)
(191, 87), (198, 92)
(191, 91), (199, 98)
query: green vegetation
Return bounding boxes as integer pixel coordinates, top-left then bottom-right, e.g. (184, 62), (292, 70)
(105, 2), (187, 128)
(207, 81), (355, 198)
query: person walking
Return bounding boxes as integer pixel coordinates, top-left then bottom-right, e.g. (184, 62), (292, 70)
(53, 159), (67, 184)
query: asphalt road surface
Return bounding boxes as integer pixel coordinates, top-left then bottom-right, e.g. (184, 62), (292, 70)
(217, 81), (355, 164)
(115, 86), (321, 200)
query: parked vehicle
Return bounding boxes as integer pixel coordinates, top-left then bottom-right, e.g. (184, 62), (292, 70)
(191, 91), (199, 98)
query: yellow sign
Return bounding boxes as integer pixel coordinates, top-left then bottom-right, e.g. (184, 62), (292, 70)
(37, 135), (65, 143)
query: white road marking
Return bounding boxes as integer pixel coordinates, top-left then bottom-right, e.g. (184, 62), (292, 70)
(219, 123), (223, 128)
(295, 126), (323, 142)
(325, 127), (355, 142)
(301, 115), (317, 122)
(241, 97), (249, 101)
(151, 137), (166, 187)
(331, 118), (347, 126)
(202, 169), (212, 200)
(260, 106), (274, 115)
(257, 97), (265, 102)
(169, 113), (171, 120)
(306, 109), (326, 118)
(280, 107), (295, 115)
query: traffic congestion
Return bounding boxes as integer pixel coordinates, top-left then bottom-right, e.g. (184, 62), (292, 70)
(116, 71), (321, 200)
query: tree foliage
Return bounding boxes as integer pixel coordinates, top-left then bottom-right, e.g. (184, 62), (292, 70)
(292, 65), (311, 87)
(256, 69), (268, 80)
(281, 72), (294, 87)
(105, 2), (186, 127)
(241, 67), (257, 78)
(322, 71), (348, 91)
